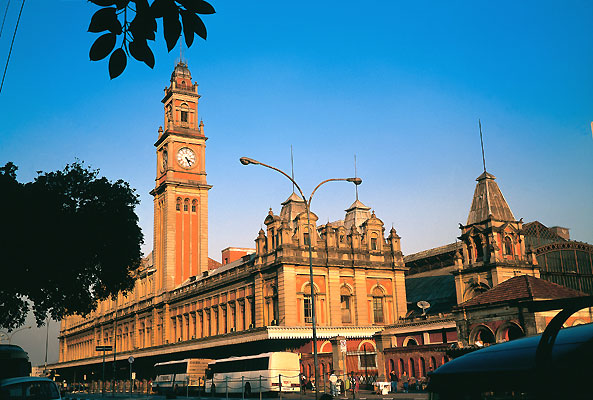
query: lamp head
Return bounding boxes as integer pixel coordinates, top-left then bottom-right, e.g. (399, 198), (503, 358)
(240, 157), (259, 166)
(347, 177), (362, 185)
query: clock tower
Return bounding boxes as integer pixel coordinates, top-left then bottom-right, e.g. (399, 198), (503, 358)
(151, 61), (211, 292)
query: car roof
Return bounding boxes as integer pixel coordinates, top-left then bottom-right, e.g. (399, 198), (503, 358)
(0, 377), (57, 386)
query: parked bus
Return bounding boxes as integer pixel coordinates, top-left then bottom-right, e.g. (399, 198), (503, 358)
(152, 359), (211, 394)
(205, 352), (300, 396)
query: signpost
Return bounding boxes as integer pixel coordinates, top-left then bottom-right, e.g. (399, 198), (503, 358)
(95, 346), (113, 397)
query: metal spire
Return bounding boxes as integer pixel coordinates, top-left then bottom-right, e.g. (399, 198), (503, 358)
(290, 145), (295, 193)
(354, 154), (359, 200)
(479, 119), (487, 173)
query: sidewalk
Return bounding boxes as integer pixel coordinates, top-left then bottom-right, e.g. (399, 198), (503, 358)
(63, 390), (429, 400)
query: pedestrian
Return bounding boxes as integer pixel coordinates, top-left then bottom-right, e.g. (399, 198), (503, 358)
(301, 375), (307, 394)
(389, 370), (398, 393)
(402, 372), (409, 393)
(329, 371), (338, 396)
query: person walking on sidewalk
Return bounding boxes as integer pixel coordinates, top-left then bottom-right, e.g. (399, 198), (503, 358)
(389, 370), (399, 393)
(401, 372), (409, 393)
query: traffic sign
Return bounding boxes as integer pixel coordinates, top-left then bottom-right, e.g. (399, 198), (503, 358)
(96, 346), (112, 352)
(128, 356), (135, 364)
(340, 339), (347, 353)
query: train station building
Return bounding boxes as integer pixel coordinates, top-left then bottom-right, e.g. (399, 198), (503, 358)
(52, 61), (593, 389)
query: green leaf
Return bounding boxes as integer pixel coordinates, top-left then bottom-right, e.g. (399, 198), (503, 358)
(178, 0), (215, 15)
(180, 9), (207, 46)
(163, 8), (182, 52)
(109, 48), (127, 79)
(89, 33), (117, 61)
(114, 0), (130, 10)
(129, 39), (155, 68)
(129, 12), (156, 41)
(88, 7), (122, 34)
(151, 0), (175, 18)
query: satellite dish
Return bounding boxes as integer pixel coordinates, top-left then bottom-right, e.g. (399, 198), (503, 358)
(417, 300), (431, 316)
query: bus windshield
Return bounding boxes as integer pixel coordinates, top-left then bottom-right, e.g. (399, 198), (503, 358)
(155, 361), (188, 375)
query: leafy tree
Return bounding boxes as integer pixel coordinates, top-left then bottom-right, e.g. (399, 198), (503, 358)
(0, 162), (143, 331)
(88, 0), (215, 79)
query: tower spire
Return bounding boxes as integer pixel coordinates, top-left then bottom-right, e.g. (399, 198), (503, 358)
(354, 154), (359, 200)
(479, 119), (487, 173)
(290, 145), (295, 193)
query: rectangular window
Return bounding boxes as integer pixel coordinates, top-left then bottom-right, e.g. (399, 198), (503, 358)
(373, 297), (384, 323)
(183, 204), (188, 211)
(241, 302), (246, 330)
(341, 295), (351, 323)
(181, 111), (188, 122)
(191, 204), (196, 212)
(371, 238), (377, 250)
(303, 233), (310, 246)
(304, 296), (313, 323)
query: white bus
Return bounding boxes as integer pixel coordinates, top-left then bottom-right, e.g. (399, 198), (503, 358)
(152, 358), (211, 394)
(206, 352), (301, 396)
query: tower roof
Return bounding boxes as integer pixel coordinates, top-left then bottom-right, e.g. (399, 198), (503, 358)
(280, 192), (306, 230)
(171, 61), (192, 81)
(466, 171), (515, 225)
(344, 199), (371, 231)
(459, 275), (586, 308)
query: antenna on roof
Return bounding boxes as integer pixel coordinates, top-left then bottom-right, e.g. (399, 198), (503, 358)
(479, 119), (487, 173)
(290, 145), (295, 193)
(354, 154), (359, 201)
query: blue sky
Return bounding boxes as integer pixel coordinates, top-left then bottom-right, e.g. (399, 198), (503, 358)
(0, 0), (591, 365)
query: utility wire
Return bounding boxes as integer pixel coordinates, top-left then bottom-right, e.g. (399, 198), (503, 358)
(0, 0), (10, 38)
(0, 0), (25, 95)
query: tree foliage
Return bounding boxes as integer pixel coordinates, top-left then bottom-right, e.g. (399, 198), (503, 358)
(0, 162), (143, 331)
(88, 0), (215, 79)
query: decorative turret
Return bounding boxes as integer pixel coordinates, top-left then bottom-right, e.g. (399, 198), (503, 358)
(466, 172), (515, 226)
(454, 169), (540, 304)
(344, 199), (371, 231)
(279, 192), (306, 231)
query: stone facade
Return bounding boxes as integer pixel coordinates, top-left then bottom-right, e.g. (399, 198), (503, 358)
(56, 62), (408, 382)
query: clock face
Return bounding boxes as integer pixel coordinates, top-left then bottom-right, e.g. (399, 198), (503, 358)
(177, 147), (196, 168)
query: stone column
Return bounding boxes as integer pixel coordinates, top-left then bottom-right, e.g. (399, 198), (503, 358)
(373, 332), (390, 382)
(330, 336), (346, 376)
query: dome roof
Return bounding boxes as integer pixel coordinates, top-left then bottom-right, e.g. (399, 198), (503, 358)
(171, 61), (192, 81)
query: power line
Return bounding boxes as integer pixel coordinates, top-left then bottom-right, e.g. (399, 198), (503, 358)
(0, 0), (25, 95)
(0, 0), (10, 38)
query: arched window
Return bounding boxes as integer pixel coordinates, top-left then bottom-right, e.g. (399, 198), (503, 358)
(389, 359), (395, 373)
(420, 357), (426, 377)
(191, 199), (197, 212)
(372, 287), (385, 323)
(474, 236), (484, 260)
(340, 286), (352, 323)
(303, 284), (317, 324)
(504, 236), (513, 256)
(176, 197), (182, 211)
(409, 358), (416, 377)
(183, 198), (189, 211)
(430, 356), (437, 371)
(398, 359), (405, 377)
(180, 103), (189, 123)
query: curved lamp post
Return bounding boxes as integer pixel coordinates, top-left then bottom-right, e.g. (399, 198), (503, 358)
(240, 157), (361, 399)
(0, 326), (32, 344)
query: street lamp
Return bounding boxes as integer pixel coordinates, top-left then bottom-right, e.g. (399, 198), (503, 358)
(240, 156), (361, 399)
(0, 326), (32, 344)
